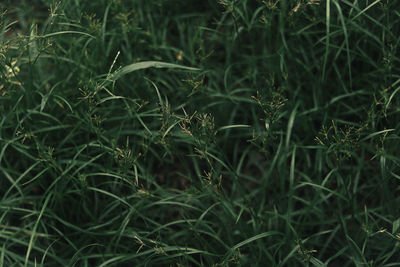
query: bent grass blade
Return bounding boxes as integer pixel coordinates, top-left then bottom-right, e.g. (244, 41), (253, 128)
(113, 61), (200, 81)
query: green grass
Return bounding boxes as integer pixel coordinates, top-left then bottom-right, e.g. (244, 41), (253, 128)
(1, 0), (400, 266)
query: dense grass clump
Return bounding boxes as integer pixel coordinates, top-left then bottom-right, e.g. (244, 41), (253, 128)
(1, 0), (400, 266)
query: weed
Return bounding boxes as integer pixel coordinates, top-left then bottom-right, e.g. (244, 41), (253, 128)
(1, 0), (400, 266)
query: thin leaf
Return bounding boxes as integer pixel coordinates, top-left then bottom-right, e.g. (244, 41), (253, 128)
(114, 61), (200, 80)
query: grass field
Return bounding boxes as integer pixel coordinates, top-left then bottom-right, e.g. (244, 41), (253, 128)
(1, 0), (400, 266)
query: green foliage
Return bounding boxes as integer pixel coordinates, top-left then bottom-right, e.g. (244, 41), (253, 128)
(1, 0), (400, 266)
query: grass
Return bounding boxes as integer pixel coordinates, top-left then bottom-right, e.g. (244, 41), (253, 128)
(1, 0), (400, 266)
